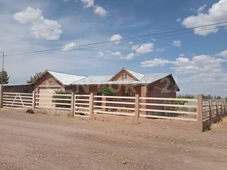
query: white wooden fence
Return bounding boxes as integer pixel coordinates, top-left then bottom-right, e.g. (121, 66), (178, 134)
(2, 92), (227, 131)
(3, 92), (33, 108)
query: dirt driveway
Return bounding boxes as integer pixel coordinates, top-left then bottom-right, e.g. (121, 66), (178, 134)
(0, 109), (227, 170)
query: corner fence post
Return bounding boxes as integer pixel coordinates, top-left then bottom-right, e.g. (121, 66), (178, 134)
(32, 91), (36, 109)
(89, 93), (94, 120)
(71, 92), (75, 117)
(197, 94), (203, 132)
(135, 94), (140, 123)
(0, 85), (3, 108)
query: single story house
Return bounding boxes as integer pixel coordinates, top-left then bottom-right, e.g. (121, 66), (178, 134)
(31, 67), (179, 98)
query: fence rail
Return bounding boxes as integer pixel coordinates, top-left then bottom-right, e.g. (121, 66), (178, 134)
(1, 92), (227, 131)
(3, 92), (33, 108)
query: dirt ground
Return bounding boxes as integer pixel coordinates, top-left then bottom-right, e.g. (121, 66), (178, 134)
(0, 109), (227, 170)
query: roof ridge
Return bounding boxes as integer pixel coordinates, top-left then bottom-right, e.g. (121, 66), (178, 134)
(47, 69), (85, 77)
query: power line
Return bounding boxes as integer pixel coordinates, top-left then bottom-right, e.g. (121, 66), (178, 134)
(5, 21), (227, 57)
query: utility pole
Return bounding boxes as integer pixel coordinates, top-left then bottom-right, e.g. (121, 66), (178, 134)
(0, 51), (4, 108)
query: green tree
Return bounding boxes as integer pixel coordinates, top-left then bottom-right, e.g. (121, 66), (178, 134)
(27, 72), (42, 84)
(202, 94), (212, 99)
(100, 86), (115, 96)
(225, 97), (227, 102)
(0, 70), (9, 84)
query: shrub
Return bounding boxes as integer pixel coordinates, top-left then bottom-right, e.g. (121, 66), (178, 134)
(100, 86), (115, 96)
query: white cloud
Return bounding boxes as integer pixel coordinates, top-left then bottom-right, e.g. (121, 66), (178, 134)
(128, 41), (133, 44)
(136, 43), (153, 54)
(176, 18), (181, 23)
(141, 58), (171, 67)
(62, 42), (77, 51)
(217, 49), (227, 57)
(156, 48), (165, 52)
(122, 53), (136, 60)
(13, 7), (62, 40)
(13, 7), (42, 23)
(81, 0), (107, 17)
(111, 51), (121, 56)
(182, 0), (227, 36)
(94, 5), (107, 16)
(141, 55), (227, 74)
(97, 51), (104, 58)
(173, 40), (181, 47)
(81, 0), (94, 8)
(197, 4), (207, 13)
(179, 53), (185, 57)
(109, 34), (122, 44)
(132, 45), (139, 50)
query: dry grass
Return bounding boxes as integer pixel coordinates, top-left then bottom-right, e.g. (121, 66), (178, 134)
(210, 117), (227, 132)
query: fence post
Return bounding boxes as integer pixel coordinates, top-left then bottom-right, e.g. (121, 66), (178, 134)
(209, 100), (212, 120)
(32, 91), (36, 109)
(89, 93), (94, 120)
(70, 92), (75, 117)
(0, 85), (3, 108)
(216, 100), (219, 116)
(134, 94), (140, 123)
(102, 96), (106, 111)
(197, 94), (203, 132)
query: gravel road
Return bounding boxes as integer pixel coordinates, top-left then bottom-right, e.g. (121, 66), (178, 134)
(0, 109), (227, 170)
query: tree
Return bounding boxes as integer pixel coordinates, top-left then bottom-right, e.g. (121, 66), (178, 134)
(225, 97), (227, 102)
(27, 72), (42, 84)
(100, 86), (115, 96)
(202, 94), (212, 99)
(0, 70), (9, 84)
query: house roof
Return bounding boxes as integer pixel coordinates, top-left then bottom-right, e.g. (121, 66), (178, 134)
(124, 68), (144, 80)
(48, 70), (85, 85)
(32, 68), (179, 90)
(72, 73), (171, 85)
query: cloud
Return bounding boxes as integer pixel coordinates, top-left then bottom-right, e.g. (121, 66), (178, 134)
(136, 43), (153, 54)
(197, 4), (207, 13)
(110, 51), (121, 56)
(94, 5), (107, 16)
(182, 0), (227, 36)
(81, 0), (94, 8)
(156, 48), (165, 52)
(132, 45), (139, 50)
(109, 34), (122, 44)
(62, 42), (77, 51)
(173, 40), (181, 47)
(140, 55), (227, 74)
(121, 53), (136, 60)
(81, 0), (107, 16)
(13, 7), (62, 40)
(141, 58), (171, 67)
(176, 18), (181, 23)
(217, 49), (227, 57)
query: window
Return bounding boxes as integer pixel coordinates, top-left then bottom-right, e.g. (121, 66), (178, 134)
(122, 73), (127, 80)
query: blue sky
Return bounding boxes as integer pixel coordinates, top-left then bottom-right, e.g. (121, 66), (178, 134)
(0, 0), (227, 96)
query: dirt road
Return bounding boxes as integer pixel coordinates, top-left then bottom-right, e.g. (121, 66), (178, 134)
(0, 109), (227, 170)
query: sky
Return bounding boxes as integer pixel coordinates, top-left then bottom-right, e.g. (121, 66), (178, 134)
(0, 0), (227, 97)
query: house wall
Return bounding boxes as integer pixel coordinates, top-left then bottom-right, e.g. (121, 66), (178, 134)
(110, 70), (135, 81)
(34, 72), (64, 92)
(147, 75), (177, 98)
(3, 85), (34, 93)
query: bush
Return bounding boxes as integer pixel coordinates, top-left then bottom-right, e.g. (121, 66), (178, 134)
(100, 86), (115, 96)
(52, 91), (71, 108)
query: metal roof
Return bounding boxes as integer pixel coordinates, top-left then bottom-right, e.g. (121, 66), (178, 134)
(72, 73), (170, 85)
(48, 70), (85, 85)
(36, 69), (172, 86)
(124, 68), (144, 80)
